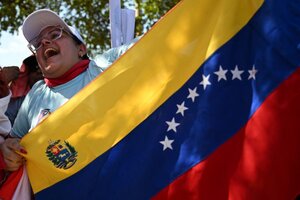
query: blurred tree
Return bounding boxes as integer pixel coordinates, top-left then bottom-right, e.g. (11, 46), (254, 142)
(0, 0), (180, 57)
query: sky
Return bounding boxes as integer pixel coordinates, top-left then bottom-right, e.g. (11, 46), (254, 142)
(0, 28), (32, 67)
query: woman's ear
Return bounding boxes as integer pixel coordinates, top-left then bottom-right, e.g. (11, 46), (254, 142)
(78, 44), (87, 58)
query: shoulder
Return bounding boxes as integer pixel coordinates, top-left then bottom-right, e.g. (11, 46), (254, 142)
(30, 79), (45, 91)
(85, 60), (105, 76)
(21, 80), (47, 109)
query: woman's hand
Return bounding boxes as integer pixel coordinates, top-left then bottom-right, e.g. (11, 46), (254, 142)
(0, 138), (27, 171)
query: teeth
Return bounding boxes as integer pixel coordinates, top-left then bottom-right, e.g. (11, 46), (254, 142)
(44, 48), (58, 59)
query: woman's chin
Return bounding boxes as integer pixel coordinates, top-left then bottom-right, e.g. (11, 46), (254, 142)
(42, 65), (60, 78)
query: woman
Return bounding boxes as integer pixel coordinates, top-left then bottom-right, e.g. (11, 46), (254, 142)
(0, 9), (135, 172)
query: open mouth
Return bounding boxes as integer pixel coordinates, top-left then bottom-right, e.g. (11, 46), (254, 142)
(44, 48), (59, 59)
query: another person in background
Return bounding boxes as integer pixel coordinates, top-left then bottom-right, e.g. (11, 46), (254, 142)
(0, 65), (20, 138)
(0, 67), (14, 186)
(5, 55), (43, 125)
(0, 67), (13, 140)
(0, 62), (32, 199)
(0, 8), (136, 172)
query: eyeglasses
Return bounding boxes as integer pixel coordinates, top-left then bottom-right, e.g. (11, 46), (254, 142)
(27, 26), (66, 52)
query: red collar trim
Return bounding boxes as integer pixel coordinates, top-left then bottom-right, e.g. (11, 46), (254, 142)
(44, 60), (90, 87)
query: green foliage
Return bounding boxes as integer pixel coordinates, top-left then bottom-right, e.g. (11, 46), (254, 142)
(135, 0), (180, 35)
(0, 0), (180, 57)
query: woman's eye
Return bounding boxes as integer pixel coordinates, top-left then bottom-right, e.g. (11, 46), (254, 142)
(49, 31), (60, 40)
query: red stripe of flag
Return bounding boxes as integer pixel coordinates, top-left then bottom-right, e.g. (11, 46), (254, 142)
(0, 167), (24, 200)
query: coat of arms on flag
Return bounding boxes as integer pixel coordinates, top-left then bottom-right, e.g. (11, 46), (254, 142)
(46, 140), (77, 170)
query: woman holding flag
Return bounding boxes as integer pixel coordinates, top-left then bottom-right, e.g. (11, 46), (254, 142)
(0, 8), (136, 197)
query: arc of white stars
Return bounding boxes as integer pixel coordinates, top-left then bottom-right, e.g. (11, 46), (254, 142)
(199, 74), (211, 90)
(231, 65), (244, 80)
(176, 101), (188, 116)
(159, 136), (174, 151)
(248, 65), (258, 80)
(214, 65), (228, 81)
(187, 87), (199, 102)
(166, 117), (180, 133)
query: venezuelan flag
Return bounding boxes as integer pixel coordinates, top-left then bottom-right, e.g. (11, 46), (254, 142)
(21, 0), (300, 199)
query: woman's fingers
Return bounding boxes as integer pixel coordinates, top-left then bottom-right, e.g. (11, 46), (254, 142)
(0, 138), (26, 171)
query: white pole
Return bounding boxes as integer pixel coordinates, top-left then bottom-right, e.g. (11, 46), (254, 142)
(109, 0), (122, 47)
(121, 8), (135, 44)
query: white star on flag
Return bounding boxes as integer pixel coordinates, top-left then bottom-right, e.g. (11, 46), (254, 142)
(231, 65), (244, 80)
(214, 65), (228, 81)
(166, 117), (180, 132)
(199, 74), (211, 90)
(187, 87), (199, 102)
(248, 65), (258, 80)
(176, 101), (188, 116)
(159, 136), (174, 151)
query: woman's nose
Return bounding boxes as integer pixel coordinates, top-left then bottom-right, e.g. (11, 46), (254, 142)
(41, 38), (52, 45)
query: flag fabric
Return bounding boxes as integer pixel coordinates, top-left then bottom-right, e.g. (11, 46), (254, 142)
(0, 167), (31, 200)
(20, 0), (300, 199)
(11, 167), (31, 200)
(0, 168), (22, 200)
